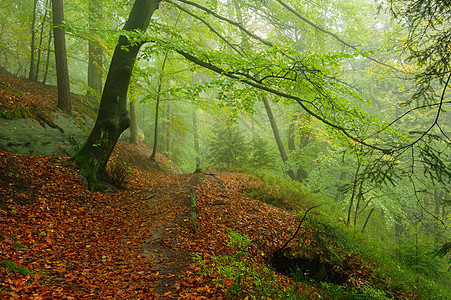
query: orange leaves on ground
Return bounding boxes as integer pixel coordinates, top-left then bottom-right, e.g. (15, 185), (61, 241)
(0, 150), (167, 298)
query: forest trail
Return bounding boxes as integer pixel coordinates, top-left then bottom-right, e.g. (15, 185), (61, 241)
(0, 146), (303, 298)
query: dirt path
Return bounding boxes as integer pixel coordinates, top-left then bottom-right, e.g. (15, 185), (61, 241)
(134, 174), (197, 296)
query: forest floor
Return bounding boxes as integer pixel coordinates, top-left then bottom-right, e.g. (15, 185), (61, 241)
(0, 74), (305, 299)
(0, 145), (300, 299)
(0, 148), (304, 299)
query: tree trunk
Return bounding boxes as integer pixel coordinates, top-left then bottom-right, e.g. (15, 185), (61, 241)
(361, 207), (374, 233)
(87, 0), (103, 100)
(35, 0), (50, 82)
(262, 95), (296, 180)
(166, 80), (172, 160)
(150, 49), (170, 161)
(73, 0), (161, 190)
(29, 0), (38, 81)
(346, 161), (361, 226)
(52, 0), (71, 114)
(233, 0), (295, 180)
(43, 24), (52, 84)
(288, 114), (309, 182)
(193, 111), (201, 172)
(150, 80), (162, 162)
(129, 100), (139, 145)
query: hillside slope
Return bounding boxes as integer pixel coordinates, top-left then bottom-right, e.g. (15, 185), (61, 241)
(0, 74), (432, 299)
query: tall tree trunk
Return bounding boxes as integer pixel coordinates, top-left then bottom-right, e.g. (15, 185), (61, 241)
(166, 80), (172, 160)
(128, 79), (139, 145)
(150, 88), (161, 162)
(346, 161), (361, 226)
(150, 49), (170, 162)
(262, 95), (296, 180)
(35, 0), (50, 82)
(233, 0), (295, 180)
(73, 0), (162, 190)
(287, 114), (309, 182)
(129, 100), (139, 145)
(29, 0), (38, 81)
(43, 24), (52, 84)
(87, 0), (103, 99)
(193, 111), (201, 172)
(52, 0), (71, 114)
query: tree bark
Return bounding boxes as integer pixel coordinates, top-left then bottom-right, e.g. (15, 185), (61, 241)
(129, 100), (139, 145)
(35, 0), (50, 82)
(29, 0), (38, 81)
(43, 24), (52, 84)
(87, 0), (103, 100)
(346, 161), (361, 226)
(52, 0), (71, 114)
(150, 79), (162, 162)
(166, 80), (172, 160)
(193, 110), (202, 172)
(262, 95), (296, 180)
(150, 49), (170, 162)
(73, 0), (162, 190)
(233, 0), (296, 180)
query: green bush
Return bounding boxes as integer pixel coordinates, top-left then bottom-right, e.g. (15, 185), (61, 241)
(241, 170), (318, 211)
(320, 282), (391, 300)
(195, 230), (312, 300)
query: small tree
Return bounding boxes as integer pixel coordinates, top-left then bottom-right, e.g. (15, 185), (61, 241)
(208, 123), (250, 169)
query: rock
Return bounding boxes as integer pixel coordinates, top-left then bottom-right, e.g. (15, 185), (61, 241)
(0, 112), (92, 156)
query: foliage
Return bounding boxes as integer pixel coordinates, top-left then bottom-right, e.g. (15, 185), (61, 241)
(434, 241), (451, 270)
(248, 135), (278, 169)
(242, 169), (318, 210)
(394, 235), (447, 280)
(320, 282), (390, 300)
(201, 230), (310, 300)
(206, 122), (250, 169)
(389, 0), (451, 104)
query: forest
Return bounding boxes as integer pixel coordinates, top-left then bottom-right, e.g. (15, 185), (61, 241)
(0, 0), (450, 299)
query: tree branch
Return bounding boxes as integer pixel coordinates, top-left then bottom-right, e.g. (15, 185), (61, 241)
(272, 0), (403, 72)
(276, 204), (322, 253)
(172, 47), (392, 153)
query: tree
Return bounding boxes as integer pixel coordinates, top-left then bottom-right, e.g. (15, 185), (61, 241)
(87, 0), (103, 100)
(72, 0), (162, 190)
(52, 0), (71, 114)
(28, 0), (38, 81)
(34, 0), (51, 82)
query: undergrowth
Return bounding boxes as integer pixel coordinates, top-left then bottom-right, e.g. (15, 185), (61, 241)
(233, 170), (451, 299)
(193, 230), (314, 299)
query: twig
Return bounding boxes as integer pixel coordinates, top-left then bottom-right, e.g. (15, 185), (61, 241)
(276, 204), (322, 253)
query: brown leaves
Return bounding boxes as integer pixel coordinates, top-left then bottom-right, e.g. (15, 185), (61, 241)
(0, 150), (164, 298)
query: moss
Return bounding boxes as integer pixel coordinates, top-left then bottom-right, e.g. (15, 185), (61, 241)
(69, 114), (90, 132)
(1, 260), (33, 275)
(0, 105), (32, 119)
(71, 150), (99, 192)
